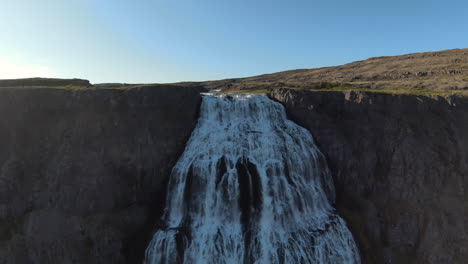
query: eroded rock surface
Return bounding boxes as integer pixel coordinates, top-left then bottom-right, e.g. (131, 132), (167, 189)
(270, 88), (468, 263)
(0, 85), (202, 264)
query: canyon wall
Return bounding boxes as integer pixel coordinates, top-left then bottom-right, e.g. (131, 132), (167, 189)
(270, 88), (468, 263)
(1, 84), (467, 264)
(0, 85), (202, 264)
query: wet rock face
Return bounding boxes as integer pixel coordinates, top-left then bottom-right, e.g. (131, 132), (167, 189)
(0, 86), (202, 264)
(270, 88), (468, 264)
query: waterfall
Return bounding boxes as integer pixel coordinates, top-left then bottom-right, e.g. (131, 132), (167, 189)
(145, 94), (360, 264)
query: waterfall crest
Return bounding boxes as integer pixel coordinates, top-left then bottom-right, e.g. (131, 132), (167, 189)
(145, 94), (360, 264)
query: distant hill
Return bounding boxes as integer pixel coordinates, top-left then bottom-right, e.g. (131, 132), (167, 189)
(0, 78), (92, 88)
(199, 48), (468, 93)
(1, 49), (466, 94)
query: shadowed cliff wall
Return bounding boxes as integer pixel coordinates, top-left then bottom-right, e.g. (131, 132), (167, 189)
(2, 85), (466, 263)
(0, 86), (202, 264)
(270, 88), (468, 263)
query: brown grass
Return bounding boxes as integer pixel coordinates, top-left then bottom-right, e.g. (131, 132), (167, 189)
(201, 48), (468, 93)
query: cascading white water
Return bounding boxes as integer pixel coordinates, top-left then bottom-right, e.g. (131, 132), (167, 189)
(145, 94), (360, 264)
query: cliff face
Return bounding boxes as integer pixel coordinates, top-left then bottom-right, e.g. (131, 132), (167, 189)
(270, 88), (468, 263)
(2, 83), (467, 263)
(0, 86), (202, 264)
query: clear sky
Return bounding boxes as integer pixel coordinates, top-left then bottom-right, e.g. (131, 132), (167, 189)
(0, 0), (466, 84)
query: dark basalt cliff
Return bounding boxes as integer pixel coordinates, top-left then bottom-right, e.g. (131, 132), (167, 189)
(269, 88), (468, 263)
(1, 82), (467, 264)
(0, 85), (202, 264)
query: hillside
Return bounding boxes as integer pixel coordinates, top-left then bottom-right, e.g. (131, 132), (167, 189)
(199, 48), (468, 94)
(2, 49), (466, 95)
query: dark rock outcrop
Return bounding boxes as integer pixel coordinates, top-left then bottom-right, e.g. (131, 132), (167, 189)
(0, 78), (92, 88)
(0, 85), (202, 263)
(270, 88), (468, 263)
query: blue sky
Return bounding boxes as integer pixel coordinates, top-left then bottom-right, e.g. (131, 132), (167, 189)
(0, 0), (466, 83)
